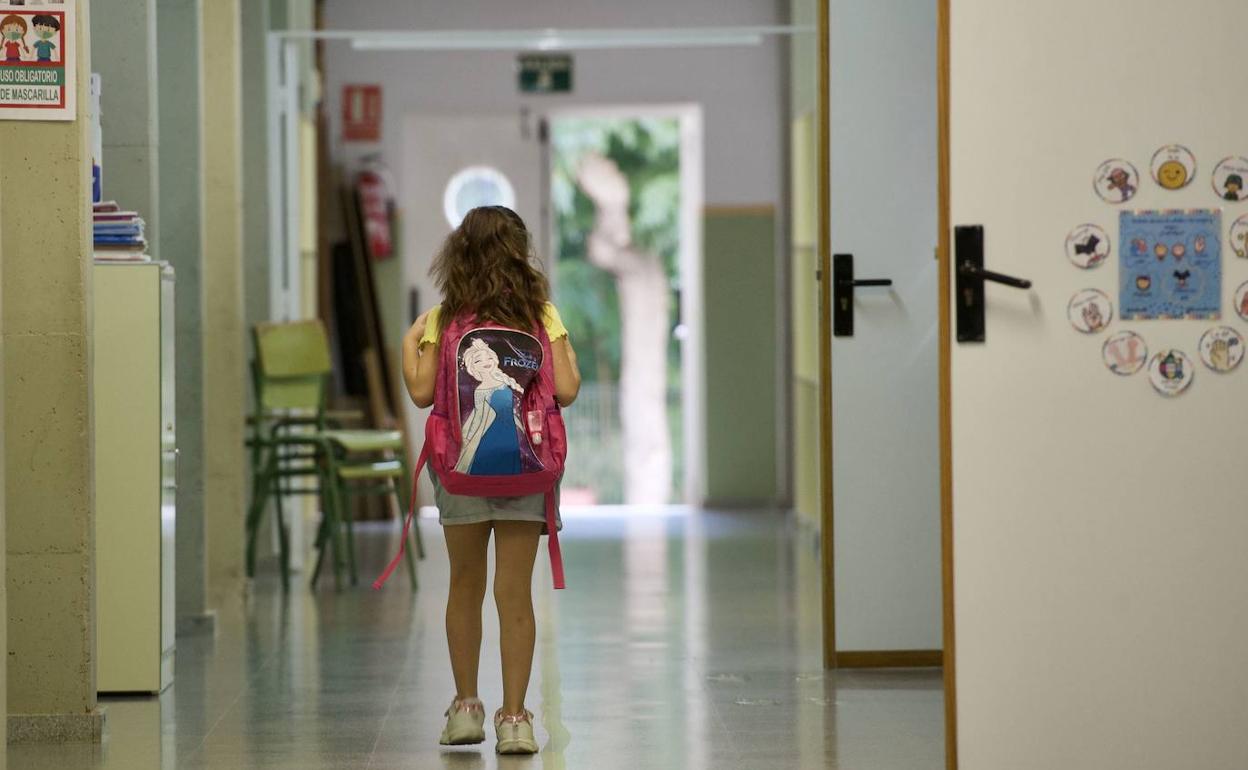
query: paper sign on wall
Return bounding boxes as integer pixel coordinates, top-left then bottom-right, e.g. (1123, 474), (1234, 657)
(0, 3), (75, 121)
(1119, 209), (1222, 320)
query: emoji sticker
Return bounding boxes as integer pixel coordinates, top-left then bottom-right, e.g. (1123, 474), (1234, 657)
(1068, 289), (1113, 334)
(1151, 144), (1197, 191)
(1230, 214), (1248, 258)
(1212, 156), (1248, 202)
(1065, 224), (1111, 269)
(1198, 326), (1245, 373)
(1235, 280), (1248, 322)
(1148, 349), (1194, 397)
(1102, 330), (1148, 376)
(1094, 159), (1140, 204)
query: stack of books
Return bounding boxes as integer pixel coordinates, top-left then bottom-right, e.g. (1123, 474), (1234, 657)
(93, 201), (149, 261)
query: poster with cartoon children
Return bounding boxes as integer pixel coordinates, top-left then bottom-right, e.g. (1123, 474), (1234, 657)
(1119, 209), (1222, 320)
(0, 3), (74, 121)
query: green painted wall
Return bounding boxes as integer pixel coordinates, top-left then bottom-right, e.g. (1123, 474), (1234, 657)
(703, 209), (779, 505)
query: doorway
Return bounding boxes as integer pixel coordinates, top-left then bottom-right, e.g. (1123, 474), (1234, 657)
(546, 106), (705, 505)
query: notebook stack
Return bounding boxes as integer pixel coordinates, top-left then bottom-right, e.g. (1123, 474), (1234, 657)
(93, 201), (149, 261)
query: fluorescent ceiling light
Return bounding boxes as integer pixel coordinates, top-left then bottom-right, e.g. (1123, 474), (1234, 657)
(347, 26), (808, 53)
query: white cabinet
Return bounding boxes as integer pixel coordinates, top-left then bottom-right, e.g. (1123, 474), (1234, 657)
(94, 261), (176, 694)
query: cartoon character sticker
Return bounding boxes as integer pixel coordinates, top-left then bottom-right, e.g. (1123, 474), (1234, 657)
(1101, 330), (1148, 376)
(1094, 159), (1140, 204)
(453, 330), (545, 476)
(1198, 326), (1245, 373)
(1148, 349), (1194, 397)
(1065, 224), (1111, 269)
(1235, 280), (1248, 322)
(1068, 289), (1113, 334)
(1, 14), (31, 63)
(1150, 144), (1197, 191)
(1212, 156), (1248, 202)
(1231, 214), (1248, 258)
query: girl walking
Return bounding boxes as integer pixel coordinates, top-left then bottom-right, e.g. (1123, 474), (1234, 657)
(402, 206), (581, 754)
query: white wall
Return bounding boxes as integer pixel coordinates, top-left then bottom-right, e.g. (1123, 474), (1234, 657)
(322, 0), (786, 208)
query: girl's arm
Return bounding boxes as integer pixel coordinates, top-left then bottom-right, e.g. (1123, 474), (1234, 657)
(402, 311), (439, 408)
(551, 337), (581, 407)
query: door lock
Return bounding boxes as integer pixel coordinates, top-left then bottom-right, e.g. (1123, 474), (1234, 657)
(832, 253), (893, 337)
(954, 225), (1033, 343)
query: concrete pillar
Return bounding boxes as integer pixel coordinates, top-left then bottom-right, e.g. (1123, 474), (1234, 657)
(90, 0), (159, 252)
(157, 0), (214, 632)
(201, 0), (247, 607)
(0, 0), (104, 743)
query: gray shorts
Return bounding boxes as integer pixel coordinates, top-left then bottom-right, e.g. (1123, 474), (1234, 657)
(430, 470), (562, 534)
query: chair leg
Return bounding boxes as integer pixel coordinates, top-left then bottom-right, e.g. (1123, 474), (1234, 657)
(245, 451), (276, 578)
(397, 457), (427, 560)
(323, 451), (347, 591)
(391, 478), (418, 591)
(273, 473), (291, 593)
(342, 481), (359, 587)
(310, 464), (334, 589)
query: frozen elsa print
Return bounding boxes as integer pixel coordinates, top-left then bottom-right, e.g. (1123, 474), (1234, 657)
(454, 338), (526, 475)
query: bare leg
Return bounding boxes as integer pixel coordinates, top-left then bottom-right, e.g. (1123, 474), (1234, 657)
(492, 520), (543, 715)
(444, 521), (492, 700)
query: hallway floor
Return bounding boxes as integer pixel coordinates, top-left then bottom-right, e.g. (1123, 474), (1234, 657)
(10, 509), (944, 770)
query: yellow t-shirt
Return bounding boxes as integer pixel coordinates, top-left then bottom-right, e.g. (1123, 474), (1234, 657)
(419, 302), (568, 347)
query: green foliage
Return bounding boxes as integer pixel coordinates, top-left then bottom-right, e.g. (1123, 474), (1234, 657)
(551, 117), (682, 383)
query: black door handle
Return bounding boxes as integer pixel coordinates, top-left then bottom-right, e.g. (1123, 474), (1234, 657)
(958, 262), (1032, 290)
(955, 225), (1033, 343)
(833, 253), (892, 337)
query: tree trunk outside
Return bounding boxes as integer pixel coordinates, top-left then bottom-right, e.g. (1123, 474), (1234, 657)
(577, 153), (672, 504)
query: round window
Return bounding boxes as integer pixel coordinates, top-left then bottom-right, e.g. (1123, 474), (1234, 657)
(442, 166), (517, 228)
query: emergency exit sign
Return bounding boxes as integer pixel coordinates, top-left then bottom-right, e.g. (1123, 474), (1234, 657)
(518, 54), (573, 94)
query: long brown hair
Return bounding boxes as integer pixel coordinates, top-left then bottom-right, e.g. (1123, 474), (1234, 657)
(431, 206), (550, 334)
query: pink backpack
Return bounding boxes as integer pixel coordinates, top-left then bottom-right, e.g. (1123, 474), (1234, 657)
(374, 312), (568, 590)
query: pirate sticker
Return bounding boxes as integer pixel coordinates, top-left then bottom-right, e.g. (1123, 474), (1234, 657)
(1101, 330), (1148, 376)
(1148, 349), (1194, 397)
(1230, 214), (1248, 258)
(1235, 280), (1248, 322)
(1151, 144), (1197, 191)
(1212, 156), (1248, 203)
(1065, 224), (1111, 269)
(1094, 159), (1140, 204)
(1198, 326), (1245, 373)
(1068, 288), (1113, 334)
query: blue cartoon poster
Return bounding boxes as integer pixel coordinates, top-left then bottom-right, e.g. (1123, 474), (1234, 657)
(1119, 209), (1222, 320)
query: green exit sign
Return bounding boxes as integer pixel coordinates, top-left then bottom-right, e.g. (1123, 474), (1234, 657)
(518, 54), (573, 94)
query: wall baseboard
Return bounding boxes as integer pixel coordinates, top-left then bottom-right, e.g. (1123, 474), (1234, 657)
(835, 649), (943, 669)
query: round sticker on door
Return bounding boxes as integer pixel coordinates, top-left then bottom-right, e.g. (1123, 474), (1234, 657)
(1094, 159), (1140, 204)
(1068, 289), (1113, 334)
(1151, 144), (1197, 190)
(1102, 331), (1148, 376)
(1230, 214), (1248, 258)
(1235, 281), (1248, 322)
(1065, 224), (1111, 269)
(1148, 349), (1194, 396)
(1212, 156), (1248, 202)
(1198, 326), (1245, 373)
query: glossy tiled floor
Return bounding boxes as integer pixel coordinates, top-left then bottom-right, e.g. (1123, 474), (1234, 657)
(10, 508), (944, 770)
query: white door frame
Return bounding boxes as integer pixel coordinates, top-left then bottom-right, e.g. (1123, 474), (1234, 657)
(542, 104), (706, 504)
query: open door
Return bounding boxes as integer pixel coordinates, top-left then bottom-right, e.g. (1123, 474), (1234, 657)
(942, 1), (1248, 767)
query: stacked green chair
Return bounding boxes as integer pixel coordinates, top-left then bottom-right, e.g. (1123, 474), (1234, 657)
(244, 320), (424, 591)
